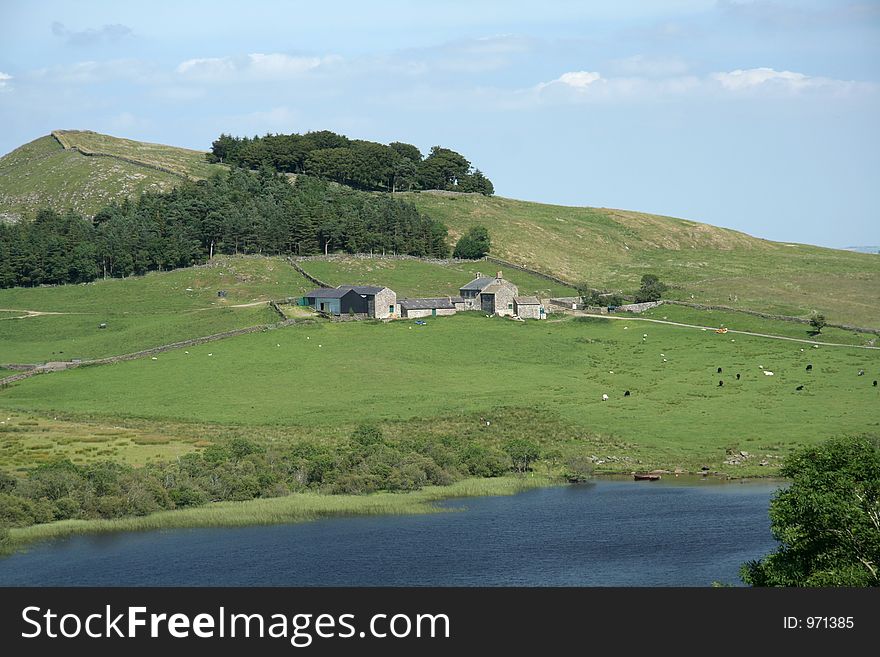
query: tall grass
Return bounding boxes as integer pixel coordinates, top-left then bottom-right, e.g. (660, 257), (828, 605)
(3, 475), (552, 555)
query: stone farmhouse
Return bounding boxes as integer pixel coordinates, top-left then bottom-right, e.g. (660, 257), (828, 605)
(302, 271), (544, 320)
(303, 285), (397, 319)
(459, 271), (519, 317)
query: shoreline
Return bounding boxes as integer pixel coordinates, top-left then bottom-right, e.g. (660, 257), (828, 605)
(1, 475), (555, 558)
(1, 472), (784, 559)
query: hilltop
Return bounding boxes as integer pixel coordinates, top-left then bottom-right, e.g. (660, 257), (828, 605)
(0, 131), (226, 221)
(1, 131), (877, 327)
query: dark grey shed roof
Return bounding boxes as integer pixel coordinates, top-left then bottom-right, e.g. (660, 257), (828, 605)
(400, 297), (456, 310)
(304, 287), (349, 299)
(346, 285), (385, 295)
(460, 276), (496, 291)
(304, 285), (386, 298)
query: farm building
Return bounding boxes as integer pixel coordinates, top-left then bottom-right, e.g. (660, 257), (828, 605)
(513, 296), (545, 319)
(303, 285), (397, 319)
(459, 271), (519, 317)
(399, 297), (461, 318)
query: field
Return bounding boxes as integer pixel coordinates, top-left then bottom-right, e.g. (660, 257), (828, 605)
(298, 256), (576, 298)
(405, 192), (880, 328)
(0, 256), (315, 363)
(640, 304), (876, 347)
(2, 312), (877, 476)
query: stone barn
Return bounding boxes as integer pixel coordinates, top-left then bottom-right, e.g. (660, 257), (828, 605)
(304, 285), (397, 318)
(399, 297), (459, 318)
(459, 271), (518, 317)
(513, 296), (545, 319)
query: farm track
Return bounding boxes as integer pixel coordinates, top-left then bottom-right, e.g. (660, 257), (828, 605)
(574, 312), (880, 350)
(0, 308), (87, 319)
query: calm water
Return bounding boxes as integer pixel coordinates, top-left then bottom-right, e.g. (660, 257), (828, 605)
(0, 479), (780, 586)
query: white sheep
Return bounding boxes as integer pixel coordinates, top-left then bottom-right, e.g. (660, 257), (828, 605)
(602, 394), (609, 401)
(763, 371), (774, 376)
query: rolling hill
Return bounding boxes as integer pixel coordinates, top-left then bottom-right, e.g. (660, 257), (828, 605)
(0, 131), (226, 221)
(1, 131), (877, 328)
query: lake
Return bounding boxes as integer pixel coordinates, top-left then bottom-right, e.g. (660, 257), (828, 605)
(0, 478), (780, 586)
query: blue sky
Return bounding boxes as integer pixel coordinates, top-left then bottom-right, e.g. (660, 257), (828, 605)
(1, 0), (878, 247)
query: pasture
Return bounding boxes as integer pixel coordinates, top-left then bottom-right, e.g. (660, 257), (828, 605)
(0, 256), (314, 363)
(2, 313), (877, 475)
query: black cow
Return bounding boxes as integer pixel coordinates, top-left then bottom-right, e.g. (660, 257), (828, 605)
(736, 373), (741, 380)
(624, 390), (631, 397)
(806, 364), (813, 372)
(796, 385), (804, 391)
(717, 367), (723, 374)
(718, 380), (724, 387)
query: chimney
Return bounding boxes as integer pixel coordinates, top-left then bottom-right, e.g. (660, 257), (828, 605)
(496, 270), (503, 280)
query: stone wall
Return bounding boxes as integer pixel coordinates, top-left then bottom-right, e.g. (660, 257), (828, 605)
(515, 303), (543, 319)
(615, 301), (664, 313)
(489, 283), (518, 317)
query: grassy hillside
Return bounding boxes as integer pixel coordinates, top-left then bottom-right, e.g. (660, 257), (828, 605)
(299, 256), (576, 298)
(2, 131), (876, 327)
(0, 256), (313, 363)
(404, 192), (880, 328)
(2, 314), (877, 475)
(0, 131), (224, 221)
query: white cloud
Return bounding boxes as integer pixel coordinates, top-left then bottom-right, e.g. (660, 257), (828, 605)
(710, 67), (872, 95)
(537, 70), (603, 91)
(712, 67), (812, 91)
(530, 66), (874, 104)
(0, 72), (11, 91)
(176, 57), (236, 79)
(176, 53), (334, 81)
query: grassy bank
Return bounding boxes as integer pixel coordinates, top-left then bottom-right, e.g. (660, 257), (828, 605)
(2, 475), (552, 556)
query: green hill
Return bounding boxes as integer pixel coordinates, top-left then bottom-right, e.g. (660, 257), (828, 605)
(1, 131), (877, 327)
(0, 131), (225, 221)
(404, 192), (880, 328)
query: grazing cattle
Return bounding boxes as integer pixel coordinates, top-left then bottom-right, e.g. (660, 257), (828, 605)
(717, 367), (722, 374)
(718, 380), (724, 387)
(806, 364), (813, 372)
(796, 385), (804, 391)
(764, 371), (774, 376)
(624, 390), (631, 397)
(602, 394), (609, 401)
(858, 369), (865, 376)
(874, 380), (878, 387)
(736, 373), (741, 380)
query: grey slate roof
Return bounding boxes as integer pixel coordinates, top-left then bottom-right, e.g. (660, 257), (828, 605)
(304, 287), (349, 299)
(347, 285), (385, 295)
(514, 296), (540, 304)
(400, 297), (456, 310)
(459, 277), (496, 291)
(304, 285), (385, 298)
